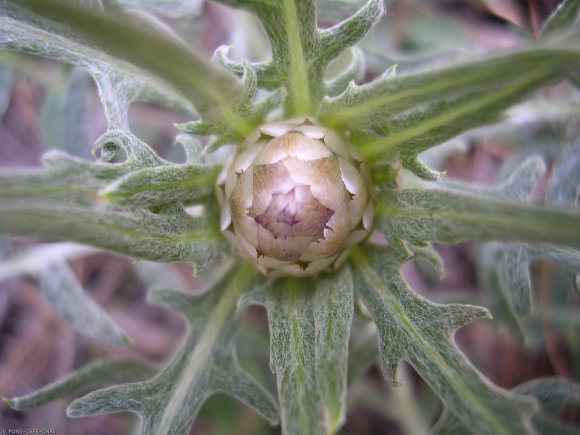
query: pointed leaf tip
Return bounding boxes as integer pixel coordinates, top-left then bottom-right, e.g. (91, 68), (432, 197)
(441, 303), (491, 332)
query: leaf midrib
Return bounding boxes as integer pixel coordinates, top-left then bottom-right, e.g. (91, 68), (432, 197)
(353, 251), (513, 435)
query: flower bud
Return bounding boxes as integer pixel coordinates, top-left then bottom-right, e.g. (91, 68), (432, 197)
(216, 118), (374, 277)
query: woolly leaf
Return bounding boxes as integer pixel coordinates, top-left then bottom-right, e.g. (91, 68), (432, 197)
(0, 242), (95, 281)
(3, 0), (254, 135)
(212, 0), (383, 114)
(0, 61), (13, 120)
(477, 243), (525, 341)
(39, 260), (130, 346)
(320, 45), (580, 177)
(99, 163), (221, 207)
(541, 0), (580, 38)
(6, 357), (156, 410)
(435, 378), (580, 435)
(239, 267), (353, 435)
(496, 142), (580, 317)
(0, 154), (222, 265)
(0, 2), (193, 120)
(515, 378), (580, 408)
(325, 48), (365, 97)
(0, 243), (126, 345)
(378, 188), (580, 249)
(64, 67), (92, 158)
(67, 263), (279, 434)
(352, 246), (537, 435)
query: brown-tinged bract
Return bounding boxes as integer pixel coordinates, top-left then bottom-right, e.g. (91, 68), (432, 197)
(216, 118), (374, 277)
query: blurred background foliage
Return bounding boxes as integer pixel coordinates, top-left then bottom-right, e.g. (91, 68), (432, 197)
(0, 0), (579, 433)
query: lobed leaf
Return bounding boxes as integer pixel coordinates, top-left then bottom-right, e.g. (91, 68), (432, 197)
(212, 0), (383, 115)
(325, 48), (365, 97)
(0, 243), (127, 345)
(320, 45), (580, 177)
(494, 143), (580, 317)
(99, 163), (221, 207)
(2, 0), (255, 136)
(378, 188), (580, 249)
(0, 201), (220, 265)
(351, 246), (538, 435)
(239, 267), (353, 435)
(435, 378), (580, 434)
(67, 263), (279, 434)
(0, 148), (222, 267)
(6, 357), (156, 410)
(0, 1), (194, 118)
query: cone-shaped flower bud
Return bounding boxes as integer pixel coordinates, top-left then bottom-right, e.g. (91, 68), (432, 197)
(216, 118), (374, 277)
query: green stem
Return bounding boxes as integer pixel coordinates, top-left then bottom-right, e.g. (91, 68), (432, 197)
(283, 0), (311, 116)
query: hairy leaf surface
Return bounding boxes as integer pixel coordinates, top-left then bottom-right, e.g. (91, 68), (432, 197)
(352, 246), (537, 435)
(321, 45), (580, 177)
(240, 268), (353, 435)
(68, 263), (278, 434)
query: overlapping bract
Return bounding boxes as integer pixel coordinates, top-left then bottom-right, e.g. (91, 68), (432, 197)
(217, 118), (373, 277)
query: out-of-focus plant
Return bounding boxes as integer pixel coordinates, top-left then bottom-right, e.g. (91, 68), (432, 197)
(1, 0), (579, 434)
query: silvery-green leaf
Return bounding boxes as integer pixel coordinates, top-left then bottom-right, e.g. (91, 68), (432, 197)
(435, 377), (580, 435)
(379, 188), (580, 249)
(0, 150), (132, 208)
(541, 0), (580, 38)
(239, 267), (353, 435)
(38, 260), (130, 346)
(325, 48), (364, 97)
(117, 0), (203, 19)
(132, 261), (190, 292)
(40, 87), (66, 151)
(5, 357), (157, 410)
(0, 61), (13, 120)
(352, 246), (537, 435)
(39, 67), (91, 158)
(499, 244), (533, 317)
(0, 243), (96, 281)
(0, 149), (221, 266)
(1, 0), (252, 134)
(516, 379), (580, 434)
(99, 163), (221, 207)
(66, 263), (279, 434)
(515, 378), (580, 408)
(437, 155), (579, 321)
(64, 67), (91, 158)
(347, 318), (378, 382)
(317, 0), (384, 74)
(320, 45), (580, 177)
(495, 143), (580, 317)
(349, 366), (432, 435)
(478, 243), (525, 341)
(212, 0), (383, 115)
(547, 139), (580, 206)
(0, 2), (193, 118)
(175, 134), (204, 164)
(0, 199), (220, 264)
